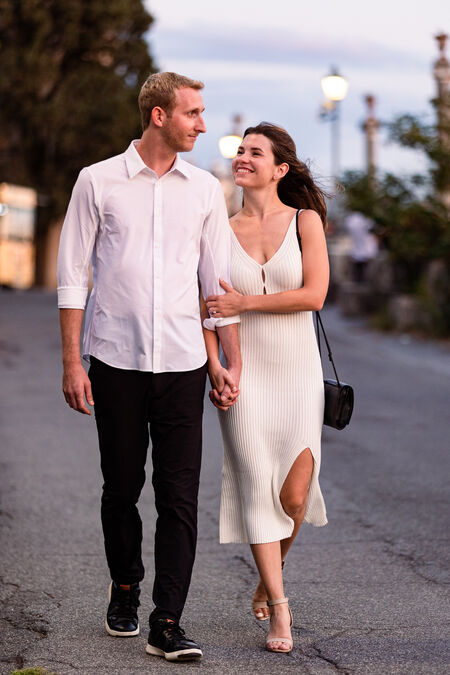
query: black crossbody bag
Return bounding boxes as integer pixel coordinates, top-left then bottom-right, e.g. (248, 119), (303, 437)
(296, 210), (354, 430)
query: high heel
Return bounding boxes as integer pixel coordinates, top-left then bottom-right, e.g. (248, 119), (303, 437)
(265, 597), (293, 653)
(252, 600), (269, 621)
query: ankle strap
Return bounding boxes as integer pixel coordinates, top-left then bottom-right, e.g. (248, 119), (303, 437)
(267, 597), (289, 606)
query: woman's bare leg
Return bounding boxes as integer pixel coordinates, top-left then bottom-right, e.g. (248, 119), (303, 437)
(252, 449), (313, 619)
(251, 541), (292, 651)
(280, 447), (313, 553)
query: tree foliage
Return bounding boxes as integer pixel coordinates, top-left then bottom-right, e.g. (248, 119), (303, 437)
(342, 102), (450, 292)
(0, 0), (156, 226)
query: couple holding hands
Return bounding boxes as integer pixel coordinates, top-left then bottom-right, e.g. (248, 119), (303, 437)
(58, 71), (329, 662)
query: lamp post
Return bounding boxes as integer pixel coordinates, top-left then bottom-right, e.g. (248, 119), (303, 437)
(320, 67), (349, 184)
(217, 115), (243, 215)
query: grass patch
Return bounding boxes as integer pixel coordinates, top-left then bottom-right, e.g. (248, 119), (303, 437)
(11, 668), (59, 675)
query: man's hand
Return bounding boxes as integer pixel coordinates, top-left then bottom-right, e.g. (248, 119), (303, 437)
(62, 362), (94, 415)
(208, 363), (240, 411)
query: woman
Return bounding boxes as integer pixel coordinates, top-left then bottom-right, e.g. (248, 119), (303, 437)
(203, 123), (329, 653)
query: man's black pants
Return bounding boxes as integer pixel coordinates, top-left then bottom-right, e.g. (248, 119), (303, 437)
(89, 356), (207, 624)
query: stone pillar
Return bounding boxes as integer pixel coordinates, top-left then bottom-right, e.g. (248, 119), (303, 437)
(433, 33), (450, 208)
(361, 95), (380, 187)
(434, 33), (450, 108)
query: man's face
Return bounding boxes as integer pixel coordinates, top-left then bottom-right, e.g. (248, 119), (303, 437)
(161, 87), (206, 153)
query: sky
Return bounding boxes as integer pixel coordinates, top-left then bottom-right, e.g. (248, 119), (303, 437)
(144, 0), (449, 183)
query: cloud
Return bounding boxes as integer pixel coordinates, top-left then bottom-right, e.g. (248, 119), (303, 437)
(150, 23), (428, 72)
(155, 57), (432, 101)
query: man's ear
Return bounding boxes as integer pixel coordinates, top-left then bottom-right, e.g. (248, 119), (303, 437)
(151, 106), (166, 128)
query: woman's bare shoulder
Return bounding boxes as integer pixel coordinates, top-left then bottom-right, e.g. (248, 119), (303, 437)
(297, 210), (326, 247)
(298, 208), (324, 230)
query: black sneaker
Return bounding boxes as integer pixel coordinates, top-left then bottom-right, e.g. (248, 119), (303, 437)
(146, 619), (202, 661)
(105, 581), (140, 637)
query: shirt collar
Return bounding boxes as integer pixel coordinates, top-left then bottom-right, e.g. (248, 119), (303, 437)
(125, 140), (191, 180)
(170, 154), (192, 179)
(124, 141), (147, 178)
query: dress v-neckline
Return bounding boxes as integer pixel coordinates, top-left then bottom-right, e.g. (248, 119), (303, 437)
(230, 214), (296, 268)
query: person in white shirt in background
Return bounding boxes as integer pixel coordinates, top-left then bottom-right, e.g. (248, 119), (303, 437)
(344, 211), (378, 283)
(57, 72), (241, 663)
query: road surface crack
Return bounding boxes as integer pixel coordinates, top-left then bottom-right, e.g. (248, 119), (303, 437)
(42, 656), (80, 670)
(308, 642), (354, 673)
(2, 615), (49, 637)
(382, 537), (448, 585)
(295, 629), (358, 673)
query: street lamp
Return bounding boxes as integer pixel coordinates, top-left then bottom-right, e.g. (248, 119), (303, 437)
(216, 115), (244, 215)
(218, 134), (242, 159)
(321, 70), (349, 102)
(218, 114), (243, 159)
(320, 67), (348, 183)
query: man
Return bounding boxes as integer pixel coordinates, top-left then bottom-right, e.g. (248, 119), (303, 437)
(57, 72), (241, 662)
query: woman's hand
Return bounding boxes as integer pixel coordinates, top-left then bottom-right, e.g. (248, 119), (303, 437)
(208, 361), (240, 411)
(206, 279), (246, 318)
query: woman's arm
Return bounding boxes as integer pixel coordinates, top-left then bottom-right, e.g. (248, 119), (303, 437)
(200, 294), (221, 365)
(206, 210), (329, 316)
(200, 294), (239, 410)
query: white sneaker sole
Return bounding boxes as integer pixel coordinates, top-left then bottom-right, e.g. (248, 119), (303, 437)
(106, 582), (139, 637)
(146, 644), (202, 661)
(105, 618), (140, 637)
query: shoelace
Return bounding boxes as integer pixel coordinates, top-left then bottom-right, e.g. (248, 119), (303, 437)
(161, 623), (186, 639)
(110, 586), (139, 619)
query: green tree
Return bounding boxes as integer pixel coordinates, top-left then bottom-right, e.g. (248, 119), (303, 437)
(342, 101), (450, 334)
(0, 0), (156, 281)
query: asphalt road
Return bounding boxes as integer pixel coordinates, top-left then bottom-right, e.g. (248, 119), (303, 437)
(1, 290), (449, 675)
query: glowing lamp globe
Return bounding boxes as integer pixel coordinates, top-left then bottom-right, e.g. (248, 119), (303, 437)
(219, 134), (242, 159)
(321, 72), (349, 102)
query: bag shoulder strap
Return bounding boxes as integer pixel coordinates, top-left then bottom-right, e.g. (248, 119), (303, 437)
(315, 312), (341, 385)
(295, 209), (341, 386)
(295, 208), (303, 253)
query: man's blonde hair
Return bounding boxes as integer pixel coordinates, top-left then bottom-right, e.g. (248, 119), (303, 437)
(138, 72), (204, 131)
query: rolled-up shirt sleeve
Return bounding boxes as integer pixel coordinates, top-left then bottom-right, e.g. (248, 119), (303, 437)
(57, 168), (99, 309)
(199, 182), (240, 331)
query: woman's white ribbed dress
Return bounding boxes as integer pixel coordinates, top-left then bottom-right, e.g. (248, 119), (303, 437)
(219, 214), (327, 544)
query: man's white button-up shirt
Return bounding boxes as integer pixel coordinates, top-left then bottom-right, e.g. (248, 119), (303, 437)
(57, 140), (239, 372)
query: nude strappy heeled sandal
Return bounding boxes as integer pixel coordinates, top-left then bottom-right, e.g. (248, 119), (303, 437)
(252, 600), (270, 621)
(265, 597), (293, 653)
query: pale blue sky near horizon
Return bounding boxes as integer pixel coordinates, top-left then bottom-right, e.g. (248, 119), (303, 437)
(144, 0), (449, 183)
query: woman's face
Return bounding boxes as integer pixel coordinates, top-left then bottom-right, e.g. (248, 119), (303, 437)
(232, 134), (279, 188)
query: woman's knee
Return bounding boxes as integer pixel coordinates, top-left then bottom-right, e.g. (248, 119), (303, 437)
(281, 494), (307, 519)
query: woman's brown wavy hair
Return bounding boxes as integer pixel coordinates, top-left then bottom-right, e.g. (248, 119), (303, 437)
(243, 122), (329, 227)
